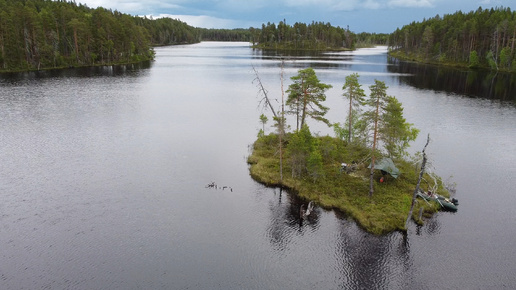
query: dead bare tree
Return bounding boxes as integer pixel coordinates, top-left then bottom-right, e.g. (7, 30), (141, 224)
(405, 134), (431, 229)
(279, 59), (286, 183)
(252, 65), (278, 119)
(252, 63), (286, 183)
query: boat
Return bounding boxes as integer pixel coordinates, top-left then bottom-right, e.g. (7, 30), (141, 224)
(417, 191), (459, 212)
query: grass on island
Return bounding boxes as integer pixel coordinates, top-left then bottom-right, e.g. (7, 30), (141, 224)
(247, 133), (448, 235)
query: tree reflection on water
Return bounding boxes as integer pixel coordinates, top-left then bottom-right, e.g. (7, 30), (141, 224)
(387, 57), (516, 105)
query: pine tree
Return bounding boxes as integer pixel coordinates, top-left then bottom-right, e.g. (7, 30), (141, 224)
(365, 80), (389, 197)
(286, 67), (332, 130)
(342, 73), (365, 143)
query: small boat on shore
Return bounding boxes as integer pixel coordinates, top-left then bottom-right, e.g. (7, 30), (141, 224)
(417, 191), (459, 212)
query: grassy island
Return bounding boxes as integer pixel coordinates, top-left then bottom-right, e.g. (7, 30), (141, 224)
(248, 133), (450, 235)
(250, 68), (452, 235)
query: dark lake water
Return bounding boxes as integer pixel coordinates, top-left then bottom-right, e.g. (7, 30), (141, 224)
(1, 42), (515, 289)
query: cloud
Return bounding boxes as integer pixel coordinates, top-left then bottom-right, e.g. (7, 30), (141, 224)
(362, 0), (382, 9)
(479, 0), (504, 4)
(388, 0), (434, 8)
(154, 14), (259, 29)
(283, 0), (358, 9)
(218, 0), (269, 11)
(82, 0), (183, 14)
(331, 0), (361, 11)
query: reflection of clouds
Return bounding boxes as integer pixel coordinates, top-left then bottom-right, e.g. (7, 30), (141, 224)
(252, 50), (355, 71)
(262, 187), (417, 289)
(324, 46), (389, 56)
(333, 216), (414, 289)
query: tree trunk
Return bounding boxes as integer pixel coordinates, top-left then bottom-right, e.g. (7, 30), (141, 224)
(405, 134), (430, 229)
(252, 65), (277, 119)
(348, 96), (352, 143)
(369, 94), (381, 198)
(280, 60), (285, 183)
(300, 79), (307, 129)
(73, 27), (79, 61)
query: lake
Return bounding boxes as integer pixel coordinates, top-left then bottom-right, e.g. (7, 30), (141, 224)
(1, 42), (515, 289)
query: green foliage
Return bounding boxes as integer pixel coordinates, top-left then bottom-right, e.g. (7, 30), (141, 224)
(333, 122), (347, 140)
(499, 47), (511, 70)
(259, 113), (268, 133)
(355, 32), (389, 48)
(318, 136), (339, 163)
(364, 80), (389, 196)
(286, 124), (314, 177)
(141, 17), (200, 45)
(389, 7), (516, 72)
(273, 115), (287, 136)
(197, 28), (253, 42)
(365, 80), (388, 147)
(253, 20), (355, 50)
(469, 50), (480, 68)
(342, 73), (366, 143)
(307, 140), (324, 182)
(286, 67), (332, 130)
(486, 51), (497, 70)
(380, 96), (420, 158)
(0, 0), (201, 72)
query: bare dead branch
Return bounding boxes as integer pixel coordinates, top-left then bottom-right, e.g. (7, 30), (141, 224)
(252, 65), (278, 119)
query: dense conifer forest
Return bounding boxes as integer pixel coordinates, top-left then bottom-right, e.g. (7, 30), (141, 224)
(389, 7), (516, 72)
(0, 0), (200, 72)
(197, 28), (253, 42)
(251, 20), (356, 50)
(4, 2), (513, 73)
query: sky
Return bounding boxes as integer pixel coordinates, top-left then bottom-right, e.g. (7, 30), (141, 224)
(78, 0), (514, 33)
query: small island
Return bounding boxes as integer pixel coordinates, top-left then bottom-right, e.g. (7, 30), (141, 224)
(248, 68), (455, 235)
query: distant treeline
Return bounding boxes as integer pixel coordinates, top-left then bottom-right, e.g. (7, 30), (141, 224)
(197, 28), (253, 42)
(389, 7), (516, 72)
(0, 0), (398, 72)
(355, 32), (389, 48)
(0, 0), (202, 72)
(250, 21), (356, 50)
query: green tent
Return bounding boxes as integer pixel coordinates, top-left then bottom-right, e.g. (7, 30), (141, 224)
(368, 157), (400, 178)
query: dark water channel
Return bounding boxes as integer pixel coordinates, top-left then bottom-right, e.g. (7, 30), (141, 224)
(1, 42), (515, 289)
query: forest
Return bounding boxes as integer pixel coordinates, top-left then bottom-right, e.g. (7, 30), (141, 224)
(2, 1), (352, 72)
(0, 0), (200, 72)
(389, 7), (516, 72)
(251, 20), (356, 50)
(197, 28), (253, 42)
(4, 2), (513, 73)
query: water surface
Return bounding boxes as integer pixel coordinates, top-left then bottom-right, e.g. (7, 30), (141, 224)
(1, 42), (515, 289)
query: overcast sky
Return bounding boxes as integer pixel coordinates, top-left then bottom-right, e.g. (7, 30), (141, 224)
(78, 0), (513, 33)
